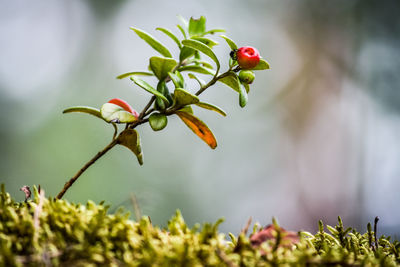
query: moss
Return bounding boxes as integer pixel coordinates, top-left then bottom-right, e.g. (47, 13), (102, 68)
(0, 186), (399, 266)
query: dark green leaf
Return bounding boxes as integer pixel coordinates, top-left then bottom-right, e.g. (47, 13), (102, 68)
(63, 106), (105, 121)
(182, 39), (220, 72)
(155, 81), (170, 110)
(195, 102), (227, 117)
(239, 84), (248, 108)
(176, 24), (187, 39)
(218, 72), (240, 93)
(156, 27), (182, 49)
(179, 46), (195, 62)
(250, 58), (270, 70)
(220, 35), (237, 50)
(174, 88), (199, 106)
(176, 111), (217, 149)
(100, 103), (138, 123)
(178, 65), (214, 75)
(188, 16), (206, 37)
(168, 72), (184, 88)
(131, 27), (172, 58)
(149, 56), (177, 80)
(116, 71), (154, 79)
(149, 113), (168, 131)
(191, 37), (218, 48)
(188, 73), (205, 87)
(179, 105), (193, 114)
(117, 129), (143, 165)
(130, 76), (170, 104)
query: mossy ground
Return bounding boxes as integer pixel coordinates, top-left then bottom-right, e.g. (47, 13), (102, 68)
(0, 186), (399, 266)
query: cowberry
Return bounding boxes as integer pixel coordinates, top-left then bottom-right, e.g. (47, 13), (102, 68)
(235, 46), (260, 69)
(238, 70), (255, 84)
(108, 98), (139, 118)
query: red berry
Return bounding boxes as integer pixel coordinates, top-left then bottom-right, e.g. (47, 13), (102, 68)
(236, 46), (260, 69)
(108, 98), (139, 118)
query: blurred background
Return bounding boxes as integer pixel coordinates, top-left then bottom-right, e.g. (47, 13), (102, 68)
(1, 0), (400, 237)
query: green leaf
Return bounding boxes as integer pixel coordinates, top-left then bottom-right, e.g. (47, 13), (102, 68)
(156, 27), (182, 49)
(178, 65), (214, 75)
(204, 29), (226, 35)
(155, 81), (169, 111)
(168, 72), (184, 88)
(179, 46), (195, 62)
(188, 73), (205, 87)
(179, 105), (193, 114)
(243, 83), (250, 93)
(250, 58), (270, 70)
(130, 76), (170, 104)
(175, 71), (185, 86)
(149, 113), (168, 131)
(195, 102), (226, 117)
(176, 24), (187, 39)
(218, 72), (240, 93)
(100, 103), (138, 123)
(131, 27), (172, 58)
(116, 71), (153, 79)
(174, 88), (199, 106)
(181, 39), (220, 72)
(176, 111), (217, 149)
(117, 129), (143, 165)
(188, 16), (206, 37)
(191, 37), (218, 48)
(239, 84), (248, 108)
(63, 106), (105, 121)
(149, 56), (177, 80)
(220, 35), (237, 50)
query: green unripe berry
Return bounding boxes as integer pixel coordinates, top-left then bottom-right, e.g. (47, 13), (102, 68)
(239, 70), (255, 84)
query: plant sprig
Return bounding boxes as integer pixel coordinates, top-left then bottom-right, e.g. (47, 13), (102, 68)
(57, 16), (269, 199)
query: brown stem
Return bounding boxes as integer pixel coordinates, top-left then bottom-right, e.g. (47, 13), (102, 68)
(195, 70), (233, 96)
(56, 139), (118, 199)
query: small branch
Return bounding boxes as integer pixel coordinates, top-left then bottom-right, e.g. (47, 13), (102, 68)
(112, 123), (118, 140)
(195, 71), (232, 96)
(374, 216), (379, 250)
(139, 96), (156, 120)
(144, 108), (155, 117)
(56, 139), (118, 199)
(241, 217), (252, 235)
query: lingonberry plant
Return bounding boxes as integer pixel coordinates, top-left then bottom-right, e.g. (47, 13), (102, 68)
(57, 16), (269, 199)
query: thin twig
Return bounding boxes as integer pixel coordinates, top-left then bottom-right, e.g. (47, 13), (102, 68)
(241, 217), (252, 235)
(56, 139), (118, 199)
(139, 96), (156, 120)
(112, 123), (118, 140)
(374, 216), (379, 250)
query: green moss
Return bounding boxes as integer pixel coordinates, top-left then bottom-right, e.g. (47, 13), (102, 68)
(0, 186), (399, 266)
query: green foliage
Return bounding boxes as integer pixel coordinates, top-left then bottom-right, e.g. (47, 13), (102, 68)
(1, 187), (399, 266)
(116, 129), (143, 165)
(58, 15), (270, 198)
(149, 113), (168, 131)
